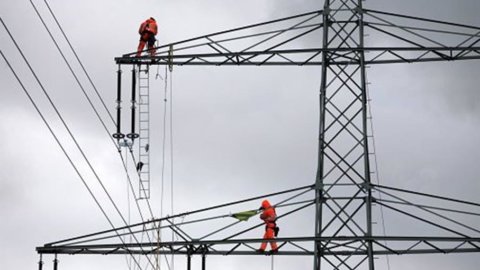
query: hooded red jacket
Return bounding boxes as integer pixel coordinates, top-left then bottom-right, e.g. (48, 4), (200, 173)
(260, 200), (277, 229)
(139, 18), (158, 35)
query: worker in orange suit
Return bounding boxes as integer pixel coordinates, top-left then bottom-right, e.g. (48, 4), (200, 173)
(258, 199), (279, 253)
(136, 17), (158, 57)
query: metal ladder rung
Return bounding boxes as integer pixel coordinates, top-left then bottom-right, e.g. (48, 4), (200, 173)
(137, 69), (150, 200)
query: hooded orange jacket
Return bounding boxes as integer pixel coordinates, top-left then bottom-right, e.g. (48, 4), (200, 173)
(260, 200), (277, 229)
(139, 18), (158, 35)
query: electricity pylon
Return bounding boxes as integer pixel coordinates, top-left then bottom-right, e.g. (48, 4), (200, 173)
(37, 1), (480, 270)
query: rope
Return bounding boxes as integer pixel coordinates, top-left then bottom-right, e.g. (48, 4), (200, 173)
(156, 43), (163, 80)
(154, 64), (175, 270)
(157, 63), (175, 270)
(365, 70), (391, 270)
(156, 66), (169, 270)
(169, 65), (175, 270)
(125, 147), (133, 270)
(161, 65), (168, 222)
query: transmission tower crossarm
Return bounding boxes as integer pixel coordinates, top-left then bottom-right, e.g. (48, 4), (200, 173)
(121, 9), (323, 58)
(115, 46), (480, 66)
(36, 235), (480, 255)
(113, 5), (480, 67)
(41, 184), (315, 248)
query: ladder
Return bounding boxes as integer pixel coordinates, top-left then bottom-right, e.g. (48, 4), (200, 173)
(137, 66), (151, 200)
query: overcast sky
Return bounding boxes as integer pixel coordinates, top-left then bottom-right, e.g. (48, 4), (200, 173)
(1, 1), (480, 270)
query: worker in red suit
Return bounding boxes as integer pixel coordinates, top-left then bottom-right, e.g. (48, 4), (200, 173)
(258, 199), (279, 253)
(136, 17), (158, 57)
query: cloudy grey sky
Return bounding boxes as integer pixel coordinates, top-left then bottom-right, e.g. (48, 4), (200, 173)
(1, 1), (480, 270)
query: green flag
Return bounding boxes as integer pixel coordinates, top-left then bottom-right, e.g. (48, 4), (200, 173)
(231, 210), (258, 221)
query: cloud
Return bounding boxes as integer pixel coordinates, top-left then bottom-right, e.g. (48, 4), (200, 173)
(1, 1), (480, 270)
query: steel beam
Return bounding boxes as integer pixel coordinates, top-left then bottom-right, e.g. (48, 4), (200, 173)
(114, 47), (480, 66)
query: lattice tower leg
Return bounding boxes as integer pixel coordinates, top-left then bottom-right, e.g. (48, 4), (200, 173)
(314, 0), (374, 269)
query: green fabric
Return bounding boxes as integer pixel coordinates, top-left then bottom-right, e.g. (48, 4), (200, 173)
(231, 210), (258, 221)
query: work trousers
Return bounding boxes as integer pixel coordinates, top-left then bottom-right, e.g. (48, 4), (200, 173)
(136, 33), (156, 57)
(259, 227), (278, 251)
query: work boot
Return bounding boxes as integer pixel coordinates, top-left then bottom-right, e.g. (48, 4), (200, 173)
(270, 249), (278, 254)
(256, 249), (265, 253)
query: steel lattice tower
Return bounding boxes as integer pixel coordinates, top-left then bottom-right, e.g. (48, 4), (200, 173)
(36, 1), (480, 270)
(314, 1), (374, 269)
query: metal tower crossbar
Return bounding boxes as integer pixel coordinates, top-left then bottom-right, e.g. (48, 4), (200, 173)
(115, 7), (480, 66)
(37, 184), (480, 258)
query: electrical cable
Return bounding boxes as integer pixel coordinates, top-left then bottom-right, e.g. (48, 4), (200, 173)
(58, 199), (315, 247)
(28, 0), (115, 146)
(42, 0), (116, 126)
(31, 0), (155, 230)
(34, 3), (160, 262)
(124, 66), (174, 270)
(125, 66), (156, 268)
(45, 184), (314, 246)
(39, 184), (316, 259)
(2, 15), (156, 269)
(0, 47), (145, 270)
(29, 2), (161, 260)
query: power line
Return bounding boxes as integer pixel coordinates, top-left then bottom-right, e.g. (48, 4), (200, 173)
(33, 5), (174, 255)
(28, 0), (114, 143)
(42, 0), (116, 126)
(0, 47), (145, 270)
(30, 0), (155, 232)
(29, 0), (159, 240)
(34, 1), (162, 238)
(43, 183), (314, 247)
(1, 16), (156, 269)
